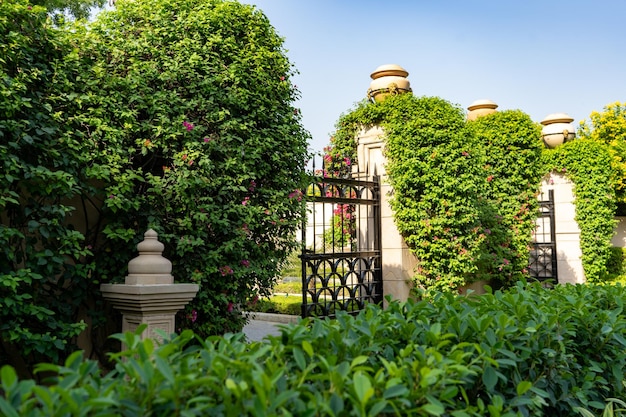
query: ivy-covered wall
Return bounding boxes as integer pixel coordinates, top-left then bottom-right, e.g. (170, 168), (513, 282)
(327, 93), (618, 292)
(542, 140), (617, 282)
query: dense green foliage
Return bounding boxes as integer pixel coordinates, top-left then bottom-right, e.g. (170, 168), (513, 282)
(30, 0), (106, 21)
(2, 283), (625, 416)
(247, 294), (301, 315)
(0, 0), (90, 370)
(606, 247), (626, 281)
(73, 0), (309, 335)
(328, 95), (543, 292)
(578, 102), (626, 207)
(468, 110), (544, 285)
(542, 140), (617, 281)
(383, 96), (490, 291)
(1, 0), (308, 372)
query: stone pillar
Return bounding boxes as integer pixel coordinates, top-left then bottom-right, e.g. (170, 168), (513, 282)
(355, 126), (414, 304)
(541, 173), (585, 284)
(100, 229), (199, 345)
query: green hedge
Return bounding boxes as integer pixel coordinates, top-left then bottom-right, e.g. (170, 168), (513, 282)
(2, 283), (625, 416)
(247, 294), (302, 315)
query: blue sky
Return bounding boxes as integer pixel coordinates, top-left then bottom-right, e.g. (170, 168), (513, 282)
(243, 0), (626, 155)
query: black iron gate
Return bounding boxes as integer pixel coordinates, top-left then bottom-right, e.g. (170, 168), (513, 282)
(300, 174), (383, 318)
(529, 190), (558, 282)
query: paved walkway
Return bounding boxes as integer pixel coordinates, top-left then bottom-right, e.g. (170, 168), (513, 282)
(242, 312), (299, 342)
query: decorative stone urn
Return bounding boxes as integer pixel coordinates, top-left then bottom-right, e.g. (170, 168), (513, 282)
(367, 64), (412, 102)
(467, 99), (498, 121)
(540, 113), (576, 148)
(100, 229), (199, 345)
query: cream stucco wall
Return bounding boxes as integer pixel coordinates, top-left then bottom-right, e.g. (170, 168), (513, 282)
(540, 173), (584, 284)
(355, 126), (413, 303)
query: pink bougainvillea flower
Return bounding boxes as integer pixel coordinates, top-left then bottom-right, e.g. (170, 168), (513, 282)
(289, 189), (303, 201)
(344, 157), (351, 166)
(191, 309), (198, 323)
(203, 137), (211, 143)
(241, 259), (250, 267)
(242, 196), (250, 206)
(462, 151), (469, 157)
(279, 76), (285, 81)
(219, 265), (234, 276)
(249, 180), (257, 192)
(183, 121), (194, 131)
(227, 302), (234, 313)
(487, 175), (494, 182)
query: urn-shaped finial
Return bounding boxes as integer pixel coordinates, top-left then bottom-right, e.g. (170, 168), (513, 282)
(367, 64), (412, 102)
(125, 229), (174, 285)
(540, 113), (576, 148)
(467, 99), (498, 121)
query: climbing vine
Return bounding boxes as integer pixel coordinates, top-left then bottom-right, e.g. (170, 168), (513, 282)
(542, 140), (617, 282)
(328, 94), (544, 292)
(328, 94), (620, 289)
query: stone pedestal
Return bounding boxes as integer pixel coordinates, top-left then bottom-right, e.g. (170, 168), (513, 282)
(100, 229), (199, 346)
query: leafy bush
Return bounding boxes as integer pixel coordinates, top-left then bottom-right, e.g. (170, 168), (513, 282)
(1, 0), (309, 372)
(606, 247), (626, 281)
(0, 0), (90, 371)
(468, 110), (544, 287)
(273, 280), (302, 295)
(578, 102), (626, 207)
(246, 294), (301, 315)
(2, 283), (625, 416)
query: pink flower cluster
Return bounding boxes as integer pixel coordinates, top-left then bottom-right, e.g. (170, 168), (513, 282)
(289, 189), (303, 201)
(219, 265), (234, 276)
(183, 121), (194, 131)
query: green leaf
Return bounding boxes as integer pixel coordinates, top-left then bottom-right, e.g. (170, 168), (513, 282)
(350, 355), (368, 369)
(516, 380), (532, 396)
(421, 402), (445, 416)
(293, 347), (306, 371)
(383, 383), (409, 399)
(482, 365), (497, 392)
(301, 340), (313, 357)
(0, 365), (17, 392)
(0, 397), (20, 417)
(155, 355), (175, 385)
(352, 371), (373, 406)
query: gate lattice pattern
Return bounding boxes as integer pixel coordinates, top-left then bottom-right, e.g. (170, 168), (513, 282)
(529, 190), (558, 282)
(300, 175), (382, 318)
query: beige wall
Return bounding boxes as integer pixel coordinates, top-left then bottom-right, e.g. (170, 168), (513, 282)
(356, 127), (413, 303)
(540, 173), (584, 284)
